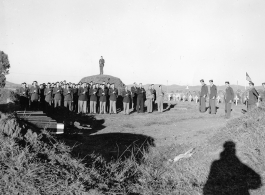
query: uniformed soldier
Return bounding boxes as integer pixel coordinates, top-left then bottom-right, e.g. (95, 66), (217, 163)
(106, 82), (111, 113)
(99, 56), (105, 75)
(151, 84), (156, 111)
(109, 83), (118, 114)
(39, 84), (45, 111)
(131, 82), (138, 111)
(247, 81), (259, 111)
(18, 82), (29, 110)
(29, 81), (40, 111)
(122, 85), (131, 115)
(156, 85), (164, 112)
(199, 79), (208, 113)
(136, 83), (145, 113)
(44, 83), (53, 114)
(89, 84), (97, 114)
(63, 83), (73, 111)
(224, 81), (234, 119)
(98, 84), (107, 114)
(78, 82), (88, 114)
(146, 85), (153, 113)
(72, 84), (79, 113)
(209, 80), (217, 114)
(53, 82), (62, 108)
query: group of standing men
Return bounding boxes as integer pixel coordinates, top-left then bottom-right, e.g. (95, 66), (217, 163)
(18, 80), (165, 115)
(199, 79), (264, 118)
(199, 79), (235, 119)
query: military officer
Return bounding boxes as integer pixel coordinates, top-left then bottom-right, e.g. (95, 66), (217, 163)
(63, 83), (73, 111)
(98, 84), (107, 114)
(89, 84), (97, 114)
(136, 83), (145, 113)
(109, 83), (118, 114)
(18, 82), (29, 110)
(247, 81), (259, 111)
(78, 82), (88, 114)
(106, 82), (111, 113)
(72, 84), (79, 113)
(99, 56), (105, 75)
(122, 85), (131, 115)
(44, 83), (53, 114)
(131, 82), (138, 111)
(53, 82), (62, 108)
(151, 84), (156, 111)
(199, 79), (208, 113)
(156, 85), (164, 112)
(209, 80), (217, 114)
(29, 81), (40, 111)
(224, 81), (234, 119)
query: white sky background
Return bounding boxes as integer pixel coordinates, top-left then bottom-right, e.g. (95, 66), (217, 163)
(1, 0), (265, 86)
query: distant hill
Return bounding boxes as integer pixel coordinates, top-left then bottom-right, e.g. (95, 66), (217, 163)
(4, 81), (20, 89)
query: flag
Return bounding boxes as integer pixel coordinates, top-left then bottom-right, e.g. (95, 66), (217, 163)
(246, 72), (252, 82)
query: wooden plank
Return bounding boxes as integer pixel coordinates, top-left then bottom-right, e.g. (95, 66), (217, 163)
(24, 119), (57, 123)
(16, 111), (44, 114)
(17, 113), (47, 117)
(18, 116), (54, 121)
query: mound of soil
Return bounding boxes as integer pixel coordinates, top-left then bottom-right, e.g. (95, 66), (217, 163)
(79, 74), (125, 94)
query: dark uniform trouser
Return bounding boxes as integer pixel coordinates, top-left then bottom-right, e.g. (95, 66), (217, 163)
(199, 97), (206, 112)
(133, 95), (137, 110)
(225, 102), (232, 118)
(106, 96), (110, 113)
(31, 100), (39, 111)
(45, 101), (52, 114)
(73, 97), (78, 112)
(100, 65), (103, 75)
(20, 96), (28, 110)
(137, 97), (144, 113)
(209, 99), (216, 114)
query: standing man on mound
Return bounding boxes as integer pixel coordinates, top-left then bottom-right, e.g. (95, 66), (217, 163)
(199, 79), (208, 112)
(99, 56), (105, 75)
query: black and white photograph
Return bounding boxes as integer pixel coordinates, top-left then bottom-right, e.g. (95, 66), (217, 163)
(0, 0), (265, 194)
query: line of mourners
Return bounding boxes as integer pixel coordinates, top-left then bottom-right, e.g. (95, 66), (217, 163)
(17, 81), (165, 115)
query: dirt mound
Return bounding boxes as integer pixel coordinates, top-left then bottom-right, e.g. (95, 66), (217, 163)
(80, 74), (125, 94)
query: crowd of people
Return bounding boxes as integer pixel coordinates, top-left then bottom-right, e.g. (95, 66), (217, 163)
(17, 78), (265, 119)
(17, 80), (165, 115)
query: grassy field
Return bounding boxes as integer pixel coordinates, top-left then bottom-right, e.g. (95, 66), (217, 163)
(1, 100), (265, 194)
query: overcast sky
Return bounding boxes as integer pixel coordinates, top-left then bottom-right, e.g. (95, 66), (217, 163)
(1, 0), (265, 86)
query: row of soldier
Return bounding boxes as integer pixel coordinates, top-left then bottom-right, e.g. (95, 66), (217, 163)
(18, 81), (165, 115)
(198, 79), (263, 118)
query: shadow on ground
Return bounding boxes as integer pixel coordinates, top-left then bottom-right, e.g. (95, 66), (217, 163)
(58, 131), (155, 164)
(203, 141), (262, 195)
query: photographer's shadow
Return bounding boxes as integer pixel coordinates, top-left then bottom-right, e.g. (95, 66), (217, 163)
(203, 141), (262, 195)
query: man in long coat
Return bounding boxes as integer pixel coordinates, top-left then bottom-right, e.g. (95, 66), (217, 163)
(99, 56), (105, 75)
(199, 79), (208, 112)
(209, 80), (217, 114)
(225, 81), (234, 119)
